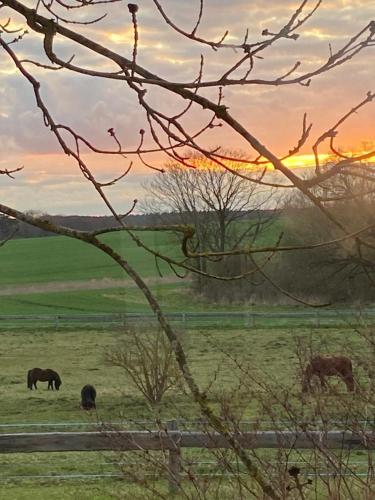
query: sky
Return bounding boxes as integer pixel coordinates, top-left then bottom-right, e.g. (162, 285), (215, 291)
(0, 0), (374, 215)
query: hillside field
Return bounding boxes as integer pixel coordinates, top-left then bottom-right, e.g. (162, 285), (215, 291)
(0, 231), (182, 286)
(0, 231), (192, 315)
(0, 218), (281, 286)
(0, 223), (286, 315)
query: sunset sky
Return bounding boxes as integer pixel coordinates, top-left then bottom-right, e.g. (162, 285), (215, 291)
(0, 0), (374, 215)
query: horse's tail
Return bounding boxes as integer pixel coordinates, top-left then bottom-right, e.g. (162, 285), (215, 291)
(27, 370), (33, 389)
(344, 358), (355, 391)
(302, 363), (312, 392)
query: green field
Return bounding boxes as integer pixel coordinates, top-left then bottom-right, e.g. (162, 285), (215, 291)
(0, 231), (192, 316)
(0, 234), (373, 498)
(0, 226), (286, 316)
(0, 216), (281, 287)
(0, 231), (182, 286)
(0, 323), (372, 498)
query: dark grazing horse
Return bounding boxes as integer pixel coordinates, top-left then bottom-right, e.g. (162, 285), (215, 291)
(302, 355), (355, 393)
(81, 384), (97, 410)
(27, 368), (62, 390)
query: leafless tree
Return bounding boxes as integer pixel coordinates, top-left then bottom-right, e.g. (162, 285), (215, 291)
(143, 153), (276, 285)
(1, 1), (375, 497)
(144, 154), (274, 252)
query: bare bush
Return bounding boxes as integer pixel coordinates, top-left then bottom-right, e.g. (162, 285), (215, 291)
(107, 325), (183, 406)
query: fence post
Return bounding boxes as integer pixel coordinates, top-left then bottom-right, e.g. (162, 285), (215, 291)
(245, 311), (255, 328)
(181, 312), (186, 329)
(167, 419), (181, 495)
(315, 311), (320, 328)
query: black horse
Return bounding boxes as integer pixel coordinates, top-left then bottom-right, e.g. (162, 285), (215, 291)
(27, 368), (62, 390)
(81, 384), (96, 410)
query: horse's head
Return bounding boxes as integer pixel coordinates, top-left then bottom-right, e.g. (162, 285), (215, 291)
(55, 376), (62, 391)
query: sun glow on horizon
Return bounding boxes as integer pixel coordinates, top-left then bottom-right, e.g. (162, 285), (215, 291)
(284, 154), (330, 170)
(190, 154), (330, 171)
(190, 149), (375, 172)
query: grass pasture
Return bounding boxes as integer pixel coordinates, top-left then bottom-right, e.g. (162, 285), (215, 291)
(0, 233), (373, 497)
(0, 280), (251, 316)
(0, 286), (311, 318)
(0, 322), (372, 498)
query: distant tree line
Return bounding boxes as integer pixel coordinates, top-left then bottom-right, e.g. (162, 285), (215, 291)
(193, 209), (375, 305)
(0, 212), (181, 239)
(0, 210), (276, 239)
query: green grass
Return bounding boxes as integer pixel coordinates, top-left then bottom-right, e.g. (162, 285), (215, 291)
(0, 324), (372, 498)
(0, 228), (373, 497)
(0, 482), (118, 500)
(0, 325), (369, 423)
(0, 284), (234, 317)
(0, 477), (175, 500)
(0, 231), (181, 285)
(0, 216), (283, 287)
(0, 220), (304, 317)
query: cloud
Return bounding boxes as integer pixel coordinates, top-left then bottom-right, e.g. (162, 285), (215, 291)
(0, 151), (150, 215)
(1, 0), (374, 214)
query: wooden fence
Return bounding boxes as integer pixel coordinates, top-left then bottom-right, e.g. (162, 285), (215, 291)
(1, 428), (374, 491)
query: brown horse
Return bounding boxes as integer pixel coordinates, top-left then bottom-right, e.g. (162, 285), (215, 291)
(302, 355), (355, 393)
(27, 368), (62, 391)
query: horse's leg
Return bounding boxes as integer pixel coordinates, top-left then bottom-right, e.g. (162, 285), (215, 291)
(302, 366), (312, 393)
(34, 381), (37, 390)
(302, 374), (310, 393)
(319, 375), (327, 391)
(343, 374), (355, 392)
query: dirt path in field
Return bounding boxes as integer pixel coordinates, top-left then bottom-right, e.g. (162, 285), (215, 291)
(0, 276), (184, 296)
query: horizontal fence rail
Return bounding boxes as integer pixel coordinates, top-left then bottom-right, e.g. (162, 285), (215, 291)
(0, 428), (374, 490)
(0, 419), (373, 431)
(1, 430), (374, 453)
(0, 310), (374, 329)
